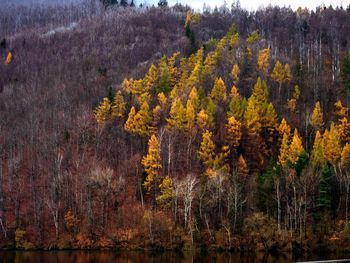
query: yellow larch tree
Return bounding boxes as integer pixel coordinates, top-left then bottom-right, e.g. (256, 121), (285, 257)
(278, 132), (290, 167)
(5, 51), (12, 65)
(186, 99), (196, 130)
(168, 52), (180, 87)
(288, 128), (304, 165)
(144, 64), (158, 91)
(311, 130), (325, 167)
(197, 109), (209, 130)
(278, 118), (291, 138)
(310, 101), (324, 131)
(231, 64), (240, 85)
(271, 60), (291, 99)
(156, 176), (174, 206)
(226, 116), (242, 148)
(112, 91), (126, 118)
(335, 100), (347, 120)
(124, 106), (137, 132)
(341, 143), (350, 167)
(198, 130), (216, 168)
(210, 77), (227, 103)
(167, 98), (187, 130)
(189, 87), (200, 112)
(228, 86), (244, 119)
(94, 97), (113, 124)
(323, 123), (341, 166)
(142, 135), (162, 191)
(258, 48), (270, 75)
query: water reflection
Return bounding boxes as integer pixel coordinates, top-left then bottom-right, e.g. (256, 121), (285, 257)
(0, 250), (346, 263)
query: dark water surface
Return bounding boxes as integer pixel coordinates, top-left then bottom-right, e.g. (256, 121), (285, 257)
(0, 250), (348, 263)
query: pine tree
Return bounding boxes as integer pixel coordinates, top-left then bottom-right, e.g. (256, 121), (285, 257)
(158, 0), (168, 7)
(120, 0), (128, 7)
(158, 56), (171, 94)
(341, 52), (350, 95)
(142, 135), (162, 191)
(210, 77), (227, 102)
(257, 48), (270, 75)
(316, 164), (333, 211)
(198, 130), (216, 168)
(310, 101), (324, 131)
(226, 116), (242, 148)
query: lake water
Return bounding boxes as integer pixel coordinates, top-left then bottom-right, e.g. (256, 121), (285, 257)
(0, 250), (348, 263)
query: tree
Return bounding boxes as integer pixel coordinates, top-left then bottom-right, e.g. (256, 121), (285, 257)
(323, 123), (341, 166)
(94, 97), (113, 124)
(228, 86), (244, 119)
(142, 135), (162, 191)
(278, 132), (290, 167)
(156, 176), (174, 206)
(310, 101), (324, 131)
(197, 109), (209, 130)
(311, 131), (325, 167)
(186, 99), (196, 130)
(112, 91), (126, 118)
(288, 129), (304, 166)
(167, 98), (187, 130)
(120, 0), (128, 7)
(124, 106), (137, 132)
(5, 51), (12, 65)
(341, 52), (350, 101)
(124, 102), (151, 136)
(158, 0), (168, 7)
(144, 64), (158, 91)
(226, 116), (242, 148)
(278, 118), (291, 138)
(231, 64), (240, 85)
(198, 130), (216, 168)
(258, 48), (270, 75)
(210, 78), (227, 102)
(271, 60), (292, 100)
(206, 98), (217, 129)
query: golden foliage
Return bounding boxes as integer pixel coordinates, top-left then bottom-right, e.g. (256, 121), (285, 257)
(226, 116), (242, 148)
(142, 135), (162, 191)
(310, 101), (324, 131)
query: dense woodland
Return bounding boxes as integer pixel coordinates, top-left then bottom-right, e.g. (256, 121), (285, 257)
(2, 0), (350, 255)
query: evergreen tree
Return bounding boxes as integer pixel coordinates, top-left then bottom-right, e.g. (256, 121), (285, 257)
(341, 52), (350, 96)
(158, 0), (168, 7)
(120, 0), (128, 7)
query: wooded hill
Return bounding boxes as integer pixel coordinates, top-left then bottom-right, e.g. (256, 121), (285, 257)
(1, 1), (350, 254)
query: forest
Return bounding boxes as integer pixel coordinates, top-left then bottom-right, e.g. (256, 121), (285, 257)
(1, 0), (350, 255)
